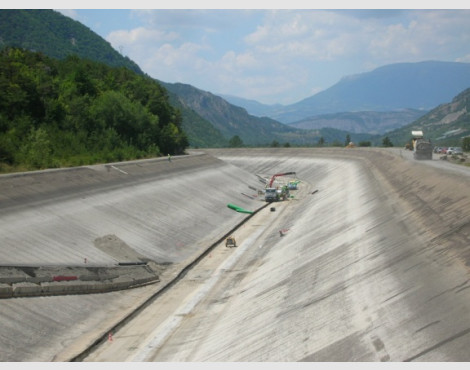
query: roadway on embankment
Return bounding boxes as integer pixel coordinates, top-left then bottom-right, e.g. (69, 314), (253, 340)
(1, 148), (470, 362)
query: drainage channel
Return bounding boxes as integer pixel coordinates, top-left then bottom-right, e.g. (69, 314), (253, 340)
(69, 201), (271, 362)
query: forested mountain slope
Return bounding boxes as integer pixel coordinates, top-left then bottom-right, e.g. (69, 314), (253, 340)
(0, 9), (229, 149)
(0, 48), (188, 171)
(0, 9), (143, 74)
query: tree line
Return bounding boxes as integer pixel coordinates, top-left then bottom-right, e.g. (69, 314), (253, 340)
(227, 133), (392, 148)
(0, 48), (188, 172)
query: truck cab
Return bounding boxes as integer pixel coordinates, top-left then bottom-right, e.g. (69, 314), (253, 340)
(265, 188), (278, 202)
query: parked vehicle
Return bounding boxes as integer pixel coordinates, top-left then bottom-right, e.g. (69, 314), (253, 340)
(433, 147), (442, 153)
(447, 147), (463, 155)
(439, 147), (448, 154)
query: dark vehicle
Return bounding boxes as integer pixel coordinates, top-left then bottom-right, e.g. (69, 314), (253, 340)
(414, 139), (433, 160)
(225, 236), (237, 248)
(411, 131), (432, 160)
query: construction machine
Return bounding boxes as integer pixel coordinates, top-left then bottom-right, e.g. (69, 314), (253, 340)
(411, 130), (433, 160)
(265, 186), (290, 202)
(287, 180), (300, 190)
(225, 236), (237, 248)
(264, 172), (296, 202)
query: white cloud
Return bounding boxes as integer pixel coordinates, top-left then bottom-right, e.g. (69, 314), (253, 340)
(99, 9), (470, 104)
(456, 54), (470, 63)
(220, 51), (260, 71)
(228, 9), (470, 102)
(365, 10), (470, 64)
(55, 9), (79, 19)
(107, 26), (210, 82)
(108, 27), (179, 47)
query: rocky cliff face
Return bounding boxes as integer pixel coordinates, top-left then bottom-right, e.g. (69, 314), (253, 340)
(423, 88), (470, 125)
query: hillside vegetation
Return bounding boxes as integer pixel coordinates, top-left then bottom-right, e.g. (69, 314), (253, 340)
(161, 81), (377, 147)
(0, 9), (228, 149)
(382, 88), (470, 147)
(162, 85), (228, 148)
(0, 10), (143, 74)
(0, 48), (188, 172)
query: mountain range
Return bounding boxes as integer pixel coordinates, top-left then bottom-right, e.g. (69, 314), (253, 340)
(223, 61), (470, 124)
(288, 109), (426, 135)
(1, 9), (470, 148)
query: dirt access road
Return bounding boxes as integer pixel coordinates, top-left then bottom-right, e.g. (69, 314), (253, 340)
(83, 148), (470, 362)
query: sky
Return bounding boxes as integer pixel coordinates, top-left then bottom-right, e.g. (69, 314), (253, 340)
(20, 1), (470, 105)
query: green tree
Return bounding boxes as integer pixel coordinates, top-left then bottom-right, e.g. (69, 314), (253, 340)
(19, 127), (52, 169)
(270, 140), (280, 148)
(462, 137), (470, 151)
(382, 136), (394, 147)
(318, 137), (325, 146)
(229, 135), (244, 147)
(0, 48), (189, 171)
(345, 134), (351, 146)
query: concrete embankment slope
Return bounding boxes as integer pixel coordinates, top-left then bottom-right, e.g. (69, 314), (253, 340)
(2, 148), (470, 362)
(0, 153), (266, 361)
(1, 153), (264, 265)
(80, 148), (470, 362)
(168, 147), (469, 362)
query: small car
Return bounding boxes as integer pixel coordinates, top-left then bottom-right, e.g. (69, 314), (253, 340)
(447, 147), (463, 155)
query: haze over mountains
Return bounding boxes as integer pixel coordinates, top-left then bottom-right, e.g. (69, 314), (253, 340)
(222, 61), (470, 122)
(287, 110), (426, 135)
(1, 9), (470, 148)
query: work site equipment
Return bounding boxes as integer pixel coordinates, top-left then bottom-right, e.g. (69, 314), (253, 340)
(267, 172), (296, 187)
(225, 236), (237, 248)
(411, 131), (433, 160)
(264, 172), (296, 202)
(227, 203), (253, 214)
(265, 185), (290, 202)
(287, 180), (300, 190)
